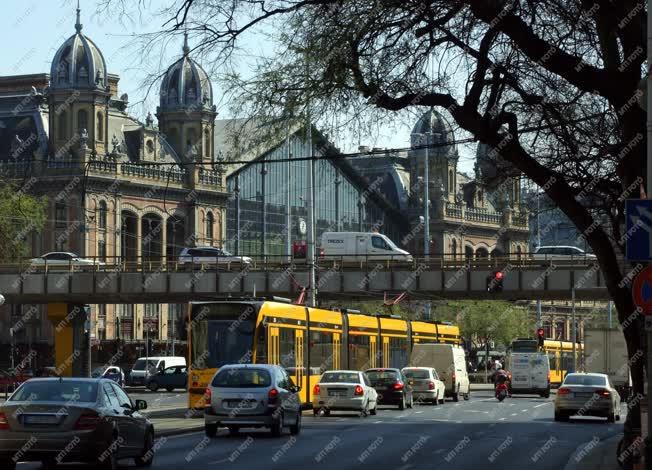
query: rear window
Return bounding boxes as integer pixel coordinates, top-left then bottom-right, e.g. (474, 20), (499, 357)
(212, 368), (271, 388)
(366, 370), (399, 383)
(320, 372), (360, 383)
(10, 381), (98, 402)
(133, 360), (157, 371)
(402, 369), (430, 379)
(563, 375), (607, 386)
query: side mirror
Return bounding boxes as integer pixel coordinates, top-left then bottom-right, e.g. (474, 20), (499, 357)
(134, 399), (148, 410)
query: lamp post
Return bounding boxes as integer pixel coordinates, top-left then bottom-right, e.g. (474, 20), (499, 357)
(234, 177), (241, 256)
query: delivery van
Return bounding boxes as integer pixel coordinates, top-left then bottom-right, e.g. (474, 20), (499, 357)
(409, 343), (470, 401)
(321, 232), (412, 262)
(506, 352), (550, 397)
(128, 356), (186, 386)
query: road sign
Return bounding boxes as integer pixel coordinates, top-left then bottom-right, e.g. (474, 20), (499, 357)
(625, 199), (652, 261)
(632, 265), (652, 314)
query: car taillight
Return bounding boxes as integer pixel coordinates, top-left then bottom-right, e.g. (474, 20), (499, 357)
(596, 389), (611, 398)
(354, 385), (364, 396)
(393, 381), (404, 390)
(0, 413), (9, 430)
(268, 388), (279, 404)
(428, 381), (435, 390)
(203, 387), (212, 405)
(313, 384), (321, 395)
(74, 413), (100, 430)
(557, 388), (571, 395)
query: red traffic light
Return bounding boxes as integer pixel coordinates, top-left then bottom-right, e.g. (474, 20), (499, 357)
(494, 271), (503, 280)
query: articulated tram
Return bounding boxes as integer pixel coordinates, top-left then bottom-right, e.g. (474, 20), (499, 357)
(186, 299), (461, 408)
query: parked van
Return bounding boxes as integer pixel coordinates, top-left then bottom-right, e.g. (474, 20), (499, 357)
(409, 344), (470, 401)
(129, 356), (186, 386)
(506, 352), (550, 397)
(321, 232), (412, 262)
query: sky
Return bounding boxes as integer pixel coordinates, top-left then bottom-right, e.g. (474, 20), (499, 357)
(0, 0), (476, 173)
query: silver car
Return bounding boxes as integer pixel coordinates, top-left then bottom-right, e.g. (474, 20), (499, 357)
(204, 364), (301, 437)
(178, 247), (252, 266)
(402, 367), (446, 405)
(312, 370), (378, 416)
(0, 378), (153, 470)
(554, 373), (622, 422)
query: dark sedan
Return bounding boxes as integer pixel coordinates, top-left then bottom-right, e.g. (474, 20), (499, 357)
(0, 378), (155, 470)
(145, 365), (187, 392)
(365, 368), (413, 410)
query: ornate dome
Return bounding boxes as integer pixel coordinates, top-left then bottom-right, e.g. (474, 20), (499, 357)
(159, 34), (213, 111)
(50, 6), (107, 90)
(411, 109), (455, 142)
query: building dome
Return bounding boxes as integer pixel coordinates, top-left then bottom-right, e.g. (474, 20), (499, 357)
(159, 34), (213, 111)
(50, 6), (107, 90)
(411, 109), (455, 142)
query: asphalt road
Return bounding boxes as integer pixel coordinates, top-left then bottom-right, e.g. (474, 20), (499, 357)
(125, 388), (188, 410)
(16, 391), (625, 470)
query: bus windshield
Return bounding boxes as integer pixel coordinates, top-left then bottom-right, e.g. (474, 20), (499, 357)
(190, 303), (258, 369)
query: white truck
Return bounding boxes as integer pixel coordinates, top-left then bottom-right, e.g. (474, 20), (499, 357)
(409, 343), (470, 401)
(321, 232), (412, 262)
(584, 327), (630, 400)
(506, 352), (550, 398)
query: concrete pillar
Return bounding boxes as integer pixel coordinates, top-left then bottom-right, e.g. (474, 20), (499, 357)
(46, 303), (87, 377)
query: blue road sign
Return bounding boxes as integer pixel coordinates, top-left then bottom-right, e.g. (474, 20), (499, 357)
(626, 199), (652, 261)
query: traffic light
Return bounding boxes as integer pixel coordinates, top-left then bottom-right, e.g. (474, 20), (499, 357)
(486, 270), (504, 292)
(537, 328), (545, 349)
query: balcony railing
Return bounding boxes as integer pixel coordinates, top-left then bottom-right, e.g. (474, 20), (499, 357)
(122, 163), (185, 182)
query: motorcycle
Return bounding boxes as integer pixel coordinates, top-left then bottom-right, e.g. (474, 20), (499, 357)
(495, 382), (508, 402)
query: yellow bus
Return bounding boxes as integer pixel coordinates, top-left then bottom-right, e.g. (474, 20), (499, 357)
(187, 299), (461, 408)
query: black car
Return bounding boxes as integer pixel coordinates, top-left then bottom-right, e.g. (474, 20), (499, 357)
(0, 378), (154, 470)
(365, 368), (413, 410)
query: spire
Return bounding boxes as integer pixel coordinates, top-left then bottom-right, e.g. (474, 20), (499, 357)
(182, 31), (190, 56)
(75, 0), (82, 33)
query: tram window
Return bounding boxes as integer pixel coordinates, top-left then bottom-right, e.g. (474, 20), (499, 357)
(310, 330), (334, 373)
(255, 325), (266, 363)
(548, 352), (558, 370)
(389, 337), (408, 369)
(279, 328), (297, 370)
(206, 320), (254, 368)
(349, 335), (371, 370)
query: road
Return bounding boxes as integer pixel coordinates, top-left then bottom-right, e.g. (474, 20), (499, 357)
(125, 388), (188, 411)
(17, 390), (625, 469)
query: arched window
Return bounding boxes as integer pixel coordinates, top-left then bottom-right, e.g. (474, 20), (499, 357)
(77, 109), (88, 133)
(98, 200), (107, 230)
(57, 111), (67, 141)
(451, 239), (457, 259)
(516, 245), (523, 260)
(204, 129), (211, 160)
(449, 169), (454, 193)
(206, 211), (214, 241)
(96, 112), (104, 141)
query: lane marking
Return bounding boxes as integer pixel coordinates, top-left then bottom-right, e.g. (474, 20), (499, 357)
(534, 403), (550, 408)
(374, 420), (383, 423)
(414, 411), (423, 414)
(510, 413), (518, 416)
(499, 418), (507, 421)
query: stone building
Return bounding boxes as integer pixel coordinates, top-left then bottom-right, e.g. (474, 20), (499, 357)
(0, 7), (228, 361)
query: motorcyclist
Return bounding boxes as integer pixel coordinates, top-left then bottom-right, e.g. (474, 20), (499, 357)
(493, 368), (512, 397)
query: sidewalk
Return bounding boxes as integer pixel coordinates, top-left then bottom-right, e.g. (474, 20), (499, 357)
(563, 434), (622, 470)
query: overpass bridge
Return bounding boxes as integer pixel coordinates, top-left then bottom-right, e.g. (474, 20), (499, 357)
(0, 255), (610, 304)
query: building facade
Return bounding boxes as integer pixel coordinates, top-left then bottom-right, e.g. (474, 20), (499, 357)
(0, 8), (228, 365)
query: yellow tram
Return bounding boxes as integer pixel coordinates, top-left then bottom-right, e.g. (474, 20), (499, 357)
(187, 299), (461, 408)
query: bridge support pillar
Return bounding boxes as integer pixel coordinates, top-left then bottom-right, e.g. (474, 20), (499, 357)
(46, 303), (89, 377)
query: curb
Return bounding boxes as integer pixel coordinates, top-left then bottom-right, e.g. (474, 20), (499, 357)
(562, 433), (622, 470)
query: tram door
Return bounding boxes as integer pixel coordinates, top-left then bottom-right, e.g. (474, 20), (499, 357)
(268, 326), (280, 364)
(333, 333), (341, 369)
(294, 330), (305, 402)
(369, 336), (378, 368)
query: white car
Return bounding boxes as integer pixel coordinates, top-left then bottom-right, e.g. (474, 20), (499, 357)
(402, 367), (446, 405)
(29, 252), (104, 268)
(532, 246), (596, 260)
(312, 370), (378, 416)
(178, 247), (252, 265)
(554, 372), (621, 422)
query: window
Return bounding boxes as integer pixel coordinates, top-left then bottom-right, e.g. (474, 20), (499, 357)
(388, 337), (408, 369)
(55, 201), (66, 228)
(451, 239), (457, 258)
(321, 371), (360, 383)
(98, 200), (107, 230)
(57, 111), (67, 141)
(206, 211), (214, 241)
(204, 129), (211, 160)
(111, 383), (133, 408)
(195, 320), (254, 369)
(371, 236), (390, 250)
(349, 334), (371, 370)
(310, 330), (334, 373)
(11, 381), (98, 402)
(279, 328), (297, 371)
(211, 368), (271, 387)
(449, 169), (454, 193)
(145, 304), (159, 317)
(77, 109), (88, 133)
(146, 140), (154, 154)
(96, 112), (104, 141)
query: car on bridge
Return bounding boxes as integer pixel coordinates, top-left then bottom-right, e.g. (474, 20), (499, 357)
(0, 377), (154, 470)
(29, 252), (104, 269)
(178, 247), (252, 266)
(532, 245), (596, 261)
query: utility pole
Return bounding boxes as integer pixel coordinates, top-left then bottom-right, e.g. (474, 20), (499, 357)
(306, 121), (316, 307)
(234, 176), (241, 255)
(536, 189), (542, 329)
(571, 287), (576, 372)
(423, 116), (431, 320)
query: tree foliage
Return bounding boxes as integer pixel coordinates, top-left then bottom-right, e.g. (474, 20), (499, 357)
(0, 183), (47, 261)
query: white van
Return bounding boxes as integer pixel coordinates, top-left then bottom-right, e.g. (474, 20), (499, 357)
(321, 232), (412, 262)
(409, 343), (470, 401)
(129, 356), (186, 386)
(506, 352), (550, 397)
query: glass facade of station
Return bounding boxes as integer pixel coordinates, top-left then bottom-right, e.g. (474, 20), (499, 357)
(225, 131), (400, 256)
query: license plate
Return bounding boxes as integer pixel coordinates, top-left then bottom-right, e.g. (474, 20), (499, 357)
(24, 415), (59, 424)
(224, 400), (255, 409)
(514, 376), (527, 381)
(574, 392), (593, 398)
(328, 390), (346, 397)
